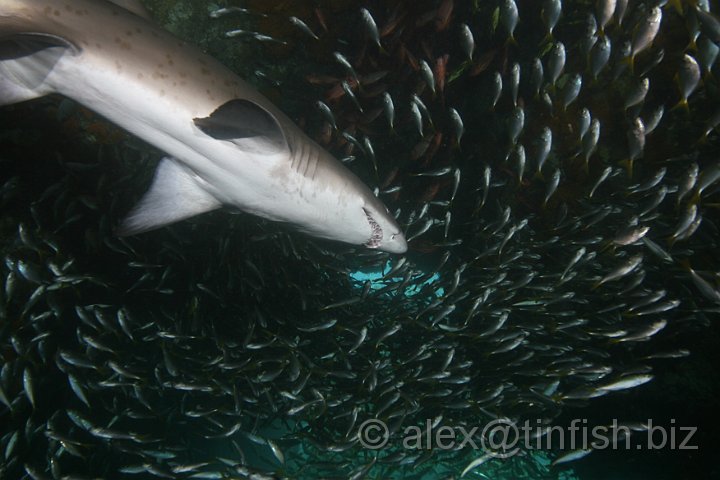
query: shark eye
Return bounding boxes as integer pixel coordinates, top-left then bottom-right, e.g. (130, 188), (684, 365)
(363, 208), (383, 248)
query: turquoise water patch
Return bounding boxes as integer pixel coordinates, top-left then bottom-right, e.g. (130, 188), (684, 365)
(349, 261), (445, 298)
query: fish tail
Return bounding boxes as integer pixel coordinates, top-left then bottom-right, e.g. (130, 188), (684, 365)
(670, 98), (689, 114)
(667, 0), (684, 15)
(677, 258), (692, 272)
(690, 191), (701, 206)
(534, 170), (545, 182)
(619, 158), (634, 179)
(703, 71), (716, 86)
(622, 55), (635, 75)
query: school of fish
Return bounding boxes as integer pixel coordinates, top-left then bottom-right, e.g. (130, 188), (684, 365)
(1, 0), (719, 479)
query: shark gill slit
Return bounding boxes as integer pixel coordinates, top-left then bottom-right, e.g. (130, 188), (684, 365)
(302, 143), (316, 178)
(308, 146), (319, 181)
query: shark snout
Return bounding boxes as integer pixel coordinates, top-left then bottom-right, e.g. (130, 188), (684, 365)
(379, 230), (408, 254)
(363, 206), (407, 254)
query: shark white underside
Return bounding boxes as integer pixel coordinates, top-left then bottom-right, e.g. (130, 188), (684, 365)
(0, 0), (407, 254)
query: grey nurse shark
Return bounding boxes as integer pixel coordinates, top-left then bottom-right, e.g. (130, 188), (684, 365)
(0, 0), (407, 254)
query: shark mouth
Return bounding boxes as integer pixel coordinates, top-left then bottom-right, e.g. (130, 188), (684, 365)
(363, 208), (383, 249)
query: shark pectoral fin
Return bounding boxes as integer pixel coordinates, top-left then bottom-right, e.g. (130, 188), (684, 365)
(117, 157), (221, 236)
(193, 99), (289, 154)
(0, 33), (79, 106)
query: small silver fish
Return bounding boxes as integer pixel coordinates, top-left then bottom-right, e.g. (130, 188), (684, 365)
(536, 127), (553, 175)
(641, 237), (672, 266)
(542, 0), (562, 39)
(581, 12), (598, 56)
(289, 16), (318, 40)
(598, 373), (653, 391)
(360, 8), (382, 50)
(561, 247), (586, 279)
(630, 6), (662, 62)
(341, 80), (363, 113)
(582, 119), (601, 171)
(544, 168), (561, 206)
(613, 225), (649, 246)
(612, 0), (628, 25)
(670, 204), (698, 241)
(630, 167), (665, 193)
(410, 101), (423, 136)
(333, 52), (359, 82)
(588, 165), (611, 198)
(561, 73), (582, 109)
(590, 35), (612, 79)
(578, 108), (591, 140)
(704, 107), (720, 139)
(500, 0), (519, 43)
(449, 108), (464, 144)
(23, 367), (36, 408)
(225, 29), (286, 45)
(412, 166), (454, 177)
(677, 162), (699, 205)
(552, 448), (593, 466)
(478, 165), (491, 210)
(419, 60), (436, 93)
(509, 62), (520, 107)
(210, 7), (252, 18)
(490, 72), (503, 109)
(697, 37), (720, 76)
(315, 101), (337, 130)
(508, 106), (525, 144)
(696, 161), (720, 194)
(595, 253), (644, 288)
(530, 58), (544, 97)
(382, 92), (395, 130)
(643, 105), (664, 135)
(686, 264), (720, 305)
(596, 0), (617, 32)
(674, 54), (701, 110)
(696, 8), (720, 44)
(625, 77), (650, 109)
(460, 24), (475, 60)
(625, 117), (646, 176)
(547, 42), (566, 86)
(612, 40), (632, 79)
(512, 144), (526, 182)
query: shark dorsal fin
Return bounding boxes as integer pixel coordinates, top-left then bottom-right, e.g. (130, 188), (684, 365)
(106, 0), (153, 21)
(193, 99), (289, 154)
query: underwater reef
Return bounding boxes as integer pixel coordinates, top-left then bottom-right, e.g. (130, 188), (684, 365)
(1, 0), (720, 479)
